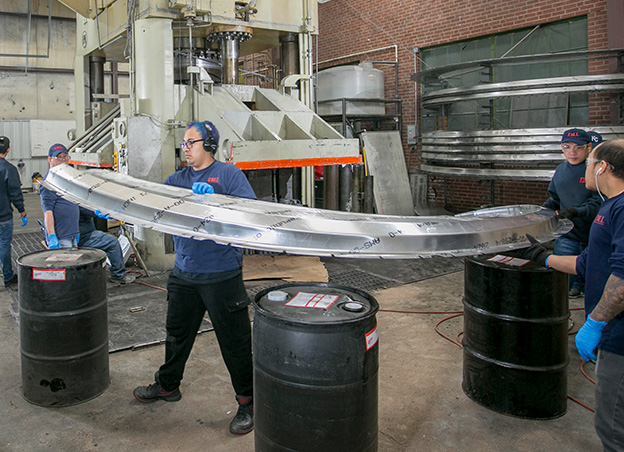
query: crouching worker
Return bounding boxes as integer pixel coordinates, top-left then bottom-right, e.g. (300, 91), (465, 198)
(40, 144), (79, 249)
(133, 121), (257, 435)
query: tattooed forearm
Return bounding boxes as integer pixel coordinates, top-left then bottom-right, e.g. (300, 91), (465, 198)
(591, 275), (624, 322)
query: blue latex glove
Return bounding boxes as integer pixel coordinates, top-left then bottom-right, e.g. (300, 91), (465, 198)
(575, 316), (607, 361)
(21, 216), (27, 227)
(94, 209), (112, 220)
(192, 182), (214, 194)
(48, 233), (60, 249)
(75, 234), (80, 246)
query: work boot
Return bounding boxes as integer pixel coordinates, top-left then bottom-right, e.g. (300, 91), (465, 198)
(111, 273), (135, 285)
(229, 395), (253, 435)
(4, 275), (17, 288)
(568, 288), (582, 298)
(133, 382), (181, 403)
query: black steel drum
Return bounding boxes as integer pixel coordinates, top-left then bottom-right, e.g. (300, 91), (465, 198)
(462, 254), (569, 419)
(254, 283), (379, 452)
(18, 248), (109, 407)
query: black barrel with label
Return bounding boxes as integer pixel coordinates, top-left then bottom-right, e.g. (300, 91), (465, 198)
(254, 283), (379, 452)
(18, 248), (109, 407)
(462, 254), (569, 419)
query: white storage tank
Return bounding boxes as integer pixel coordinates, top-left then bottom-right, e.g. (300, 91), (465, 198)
(317, 62), (385, 116)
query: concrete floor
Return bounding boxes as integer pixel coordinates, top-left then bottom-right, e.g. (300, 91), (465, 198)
(0, 193), (604, 452)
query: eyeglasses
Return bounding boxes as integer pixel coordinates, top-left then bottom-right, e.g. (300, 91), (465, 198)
(53, 153), (70, 161)
(561, 144), (588, 152)
(180, 139), (204, 150)
(586, 157), (616, 170)
(585, 158), (601, 166)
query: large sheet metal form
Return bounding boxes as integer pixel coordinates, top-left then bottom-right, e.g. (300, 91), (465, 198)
(421, 74), (624, 106)
(421, 126), (624, 181)
(42, 164), (570, 259)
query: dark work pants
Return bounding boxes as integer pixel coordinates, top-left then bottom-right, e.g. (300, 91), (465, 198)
(595, 350), (624, 452)
(156, 273), (253, 397)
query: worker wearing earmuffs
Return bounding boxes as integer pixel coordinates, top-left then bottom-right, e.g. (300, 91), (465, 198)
(133, 121), (256, 435)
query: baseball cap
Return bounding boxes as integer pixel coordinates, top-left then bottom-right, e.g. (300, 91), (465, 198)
(588, 131), (603, 147)
(48, 143), (68, 157)
(560, 128), (591, 146)
(0, 136), (9, 153)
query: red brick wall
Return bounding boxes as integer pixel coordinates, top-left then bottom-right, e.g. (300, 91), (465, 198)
(318, 0), (612, 211)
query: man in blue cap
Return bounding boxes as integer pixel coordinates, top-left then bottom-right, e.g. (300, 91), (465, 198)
(40, 143), (79, 248)
(0, 136), (27, 288)
(542, 128), (602, 298)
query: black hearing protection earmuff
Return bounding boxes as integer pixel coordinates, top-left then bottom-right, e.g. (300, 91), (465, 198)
(202, 121), (218, 154)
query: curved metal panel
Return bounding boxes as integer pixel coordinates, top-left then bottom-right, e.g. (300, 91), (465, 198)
(41, 164), (570, 259)
(421, 152), (562, 164)
(420, 127), (624, 179)
(412, 49), (624, 83)
(420, 164), (555, 181)
(422, 74), (624, 106)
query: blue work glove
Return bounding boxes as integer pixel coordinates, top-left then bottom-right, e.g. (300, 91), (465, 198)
(192, 182), (214, 194)
(48, 233), (60, 249)
(21, 216), (27, 227)
(575, 316), (607, 361)
(94, 209), (112, 220)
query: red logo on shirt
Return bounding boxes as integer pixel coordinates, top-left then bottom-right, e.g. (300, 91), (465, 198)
(594, 215), (605, 225)
(580, 177), (586, 183)
(206, 177), (219, 183)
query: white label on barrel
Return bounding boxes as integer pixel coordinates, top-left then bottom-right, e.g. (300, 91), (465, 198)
(45, 253), (83, 262)
(32, 268), (66, 281)
(285, 292), (338, 309)
(487, 254), (530, 267)
(365, 324), (378, 350)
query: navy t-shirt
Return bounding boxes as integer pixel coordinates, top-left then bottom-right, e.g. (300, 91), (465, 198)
(576, 192), (624, 356)
(543, 161), (602, 243)
(164, 161), (256, 274)
(40, 175), (80, 240)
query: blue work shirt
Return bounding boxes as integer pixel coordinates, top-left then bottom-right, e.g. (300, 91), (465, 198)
(576, 192), (624, 356)
(543, 161), (602, 244)
(164, 161), (256, 274)
(40, 173), (80, 240)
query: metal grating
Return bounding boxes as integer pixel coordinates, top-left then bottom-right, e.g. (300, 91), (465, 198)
(328, 268), (401, 293)
(11, 231), (46, 268)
